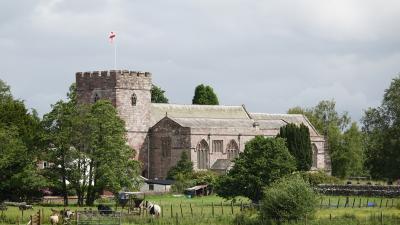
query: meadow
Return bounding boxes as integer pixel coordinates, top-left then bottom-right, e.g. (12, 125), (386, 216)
(1, 195), (400, 225)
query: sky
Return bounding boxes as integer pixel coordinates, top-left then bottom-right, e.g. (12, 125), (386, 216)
(1, 0), (400, 122)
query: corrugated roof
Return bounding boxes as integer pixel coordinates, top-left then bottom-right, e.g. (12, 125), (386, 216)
(150, 103), (249, 126)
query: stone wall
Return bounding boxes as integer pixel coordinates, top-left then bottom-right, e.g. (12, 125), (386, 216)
(149, 118), (191, 179)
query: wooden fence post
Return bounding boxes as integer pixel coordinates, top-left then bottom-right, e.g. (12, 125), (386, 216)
(231, 201), (234, 215)
(366, 198), (369, 208)
(320, 198), (323, 208)
(337, 198), (340, 208)
(75, 209), (78, 225)
(38, 210), (41, 225)
(221, 202), (224, 215)
(359, 198), (362, 208)
(190, 204), (193, 217)
(175, 213), (179, 225)
(170, 204), (173, 218)
(240, 201), (243, 211)
(352, 198), (355, 208)
(30, 215), (33, 225)
(212, 202), (214, 217)
(201, 202), (203, 216)
(180, 204), (183, 218)
(328, 198), (330, 208)
(379, 199), (383, 208)
(385, 199), (389, 208)
(161, 205), (164, 218)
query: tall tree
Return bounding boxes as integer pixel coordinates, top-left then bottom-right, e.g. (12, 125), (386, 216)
(277, 123), (312, 171)
(288, 100), (363, 178)
(43, 84), (141, 206)
(151, 85), (169, 103)
(0, 79), (46, 201)
(362, 75), (400, 180)
(216, 136), (296, 203)
(192, 84), (219, 105)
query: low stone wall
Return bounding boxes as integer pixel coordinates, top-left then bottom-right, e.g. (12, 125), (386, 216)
(316, 184), (400, 197)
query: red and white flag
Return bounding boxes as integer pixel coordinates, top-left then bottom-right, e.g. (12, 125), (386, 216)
(109, 32), (116, 43)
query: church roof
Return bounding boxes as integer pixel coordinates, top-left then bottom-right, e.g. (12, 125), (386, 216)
(170, 117), (253, 128)
(150, 103), (250, 126)
(250, 113), (320, 136)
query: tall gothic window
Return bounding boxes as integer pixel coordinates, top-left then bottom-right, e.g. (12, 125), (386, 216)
(312, 144), (318, 168)
(196, 140), (209, 169)
(161, 137), (171, 158)
(227, 140), (239, 160)
(131, 93), (137, 106)
(93, 93), (100, 103)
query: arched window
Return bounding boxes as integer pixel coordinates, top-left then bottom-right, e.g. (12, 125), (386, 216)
(227, 140), (239, 160)
(93, 93), (100, 103)
(131, 93), (137, 106)
(312, 144), (318, 168)
(196, 140), (209, 169)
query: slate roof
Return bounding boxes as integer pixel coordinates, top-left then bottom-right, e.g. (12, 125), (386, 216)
(150, 103), (250, 126)
(211, 159), (232, 170)
(145, 179), (175, 185)
(150, 104), (320, 135)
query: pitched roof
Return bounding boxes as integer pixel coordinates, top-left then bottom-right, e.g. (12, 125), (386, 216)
(250, 113), (320, 136)
(150, 103), (250, 126)
(170, 117), (253, 128)
(211, 159), (233, 170)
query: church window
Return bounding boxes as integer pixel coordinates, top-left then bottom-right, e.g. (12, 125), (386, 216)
(131, 93), (137, 106)
(196, 139), (209, 169)
(161, 137), (171, 158)
(227, 140), (239, 160)
(212, 140), (223, 153)
(312, 144), (318, 168)
(94, 93), (100, 103)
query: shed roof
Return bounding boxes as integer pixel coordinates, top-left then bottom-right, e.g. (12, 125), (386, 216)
(145, 179), (175, 185)
(150, 103), (250, 126)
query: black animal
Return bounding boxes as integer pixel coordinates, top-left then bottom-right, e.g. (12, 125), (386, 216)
(97, 204), (112, 215)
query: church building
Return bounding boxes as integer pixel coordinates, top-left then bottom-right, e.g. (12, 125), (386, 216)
(76, 70), (331, 179)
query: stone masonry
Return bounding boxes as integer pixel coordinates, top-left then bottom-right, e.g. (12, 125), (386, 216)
(76, 70), (331, 179)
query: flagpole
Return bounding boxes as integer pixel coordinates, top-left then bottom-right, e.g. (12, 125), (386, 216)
(114, 40), (117, 70)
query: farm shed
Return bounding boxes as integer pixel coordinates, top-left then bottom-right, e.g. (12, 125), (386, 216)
(140, 179), (174, 193)
(184, 185), (212, 197)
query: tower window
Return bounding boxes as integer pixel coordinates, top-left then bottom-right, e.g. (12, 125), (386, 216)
(131, 93), (137, 106)
(94, 93), (100, 103)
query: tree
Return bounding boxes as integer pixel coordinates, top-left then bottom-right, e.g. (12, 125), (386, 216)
(288, 100), (364, 178)
(192, 84), (219, 105)
(167, 151), (193, 179)
(216, 136), (296, 203)
(362, 75), (400, 180)
(277, 123), (312, 171)
(42, 84), (141, 206)
(261, 175), (317, 221)
(151, 85), (169, 103)
(0, 79), (46, 202)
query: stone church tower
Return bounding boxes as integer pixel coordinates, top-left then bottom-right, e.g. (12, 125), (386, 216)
(75, 70), (152, 164)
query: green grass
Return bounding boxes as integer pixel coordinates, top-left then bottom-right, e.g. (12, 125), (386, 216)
(1, 195), (400, 225)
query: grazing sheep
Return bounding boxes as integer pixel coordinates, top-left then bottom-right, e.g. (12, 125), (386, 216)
(50, 209), (60, 225)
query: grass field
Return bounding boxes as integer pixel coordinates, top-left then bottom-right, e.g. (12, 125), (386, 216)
(1, 195), (400, 225)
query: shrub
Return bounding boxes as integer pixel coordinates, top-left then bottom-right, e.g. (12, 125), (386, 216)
(260, 175), (317, 221)
(300, 171), (341, 186)
(171, 173), (194, 193)
(192, 170), (218, 186)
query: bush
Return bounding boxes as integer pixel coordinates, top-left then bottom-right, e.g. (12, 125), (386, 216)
(260, 175), (317, 221)
(192, 170), (218, 186)
(171, 173), (195, 193)
(300, 171), (341, 186)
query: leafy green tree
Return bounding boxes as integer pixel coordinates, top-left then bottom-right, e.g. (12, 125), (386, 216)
(216, 136), (296, 203)
(167, 151), (193, 179)
(288, 100), (364, 178)
(192, 84), (219, 105)
(0, 79), (46, 201)
(362, 75), (400, 180)
(261, 175), (317, 221)
(43, 84), (141, 206)
(151, 85), (169, 103)
(277, 123), (312, 171)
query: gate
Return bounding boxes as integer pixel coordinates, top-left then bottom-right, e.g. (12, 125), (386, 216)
(75, 211), (122, 225)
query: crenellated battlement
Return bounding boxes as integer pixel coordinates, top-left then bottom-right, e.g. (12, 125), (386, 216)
(76, 70), (152, 91)
(75, 70), (152, 79)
